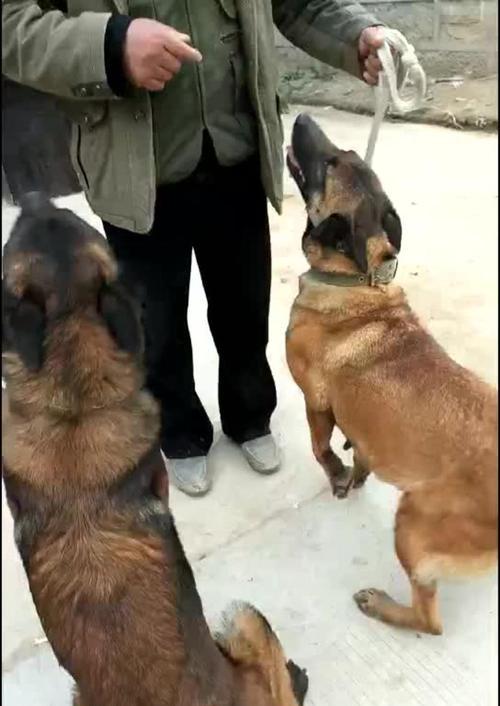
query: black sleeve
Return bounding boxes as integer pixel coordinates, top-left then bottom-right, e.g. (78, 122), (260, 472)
(104, 14), (134, 98)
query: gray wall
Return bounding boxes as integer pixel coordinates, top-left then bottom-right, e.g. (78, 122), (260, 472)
(275, 0), (498, 78)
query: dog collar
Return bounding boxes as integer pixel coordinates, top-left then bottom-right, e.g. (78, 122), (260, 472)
(306, 257), (398, 288)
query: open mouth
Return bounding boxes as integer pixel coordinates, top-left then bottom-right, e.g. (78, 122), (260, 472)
(286, 146), (305, 191)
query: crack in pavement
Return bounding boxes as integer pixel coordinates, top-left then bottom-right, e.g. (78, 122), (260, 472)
(189, 485), (330, 564)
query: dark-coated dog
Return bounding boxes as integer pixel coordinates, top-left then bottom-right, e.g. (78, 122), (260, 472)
(285, 113), (497, 635)
(2, 193), (308, 706)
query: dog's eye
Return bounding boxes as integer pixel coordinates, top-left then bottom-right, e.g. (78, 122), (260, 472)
(328, 157), (338, 168)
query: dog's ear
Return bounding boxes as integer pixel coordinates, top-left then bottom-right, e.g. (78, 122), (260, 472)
(301, 218), (314, 250)
(350, 220), (370, 274)
(309, 212), (372, 273)
(98, 283), (143, 358)
(382, 204), (402, 253)
(308, 213), (369, 272)
(2, 283), (46, 372)
(310, 213), (352, 248)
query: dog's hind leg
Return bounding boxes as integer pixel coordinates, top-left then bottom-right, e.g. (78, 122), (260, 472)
(354, 493), (443, 635)
(306, 405), (352, 498)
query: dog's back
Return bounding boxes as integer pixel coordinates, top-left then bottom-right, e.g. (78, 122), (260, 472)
(325, 295), (497, 499)
(2, 196), (307, 705)
(1, 196), (212, 704)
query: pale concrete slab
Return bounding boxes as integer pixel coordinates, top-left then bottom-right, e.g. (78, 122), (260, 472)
(2, 107), (498, 705)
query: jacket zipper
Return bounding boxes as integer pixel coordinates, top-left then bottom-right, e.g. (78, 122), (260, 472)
(76, 125), (90, 190)
(184, 0), (207, 128)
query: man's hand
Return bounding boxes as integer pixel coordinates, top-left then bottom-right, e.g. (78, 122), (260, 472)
(124, 19), (202, 92)
(358, 26), (385, 85)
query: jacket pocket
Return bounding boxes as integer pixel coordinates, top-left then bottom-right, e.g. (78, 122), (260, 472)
(67, 102), (109, 193)
(230, 53), (253, 125)
(61, 100), (108, 129)
(276, 93), (284, 141)
(216, 0), (237, 20)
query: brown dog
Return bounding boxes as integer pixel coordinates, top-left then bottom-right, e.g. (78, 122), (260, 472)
(285, 114), (498, 635)
(2, 194), (308, 706)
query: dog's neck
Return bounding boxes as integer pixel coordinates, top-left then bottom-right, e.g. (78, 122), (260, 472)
(295, 269), (408, 325)
(4, 315), (142, 418)
(2, 315), (159, 493)
(305, 256), (398, 288)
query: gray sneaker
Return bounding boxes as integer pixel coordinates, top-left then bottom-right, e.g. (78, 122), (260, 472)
(165, 455), (212, 497)
(240, 434), (281, 475)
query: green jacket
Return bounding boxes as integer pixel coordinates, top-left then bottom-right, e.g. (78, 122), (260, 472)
(2, 0), (380, 233)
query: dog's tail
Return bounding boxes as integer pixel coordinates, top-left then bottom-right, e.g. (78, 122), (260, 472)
(215, 602), (308, 706)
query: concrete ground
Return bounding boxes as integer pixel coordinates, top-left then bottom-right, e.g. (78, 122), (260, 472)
(2, 106), (498, 705)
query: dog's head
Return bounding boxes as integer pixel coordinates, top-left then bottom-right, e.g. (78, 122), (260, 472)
(287, 114), (402, 277)
(2, 193), (142, 375)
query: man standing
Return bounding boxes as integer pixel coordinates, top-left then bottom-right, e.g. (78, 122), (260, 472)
(3, 0), (386, 496)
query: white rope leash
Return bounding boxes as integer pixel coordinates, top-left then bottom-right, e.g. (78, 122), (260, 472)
(365, 28), (427, 166)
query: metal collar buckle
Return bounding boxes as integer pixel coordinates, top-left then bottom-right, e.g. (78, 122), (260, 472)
(369, 257), (399, 286)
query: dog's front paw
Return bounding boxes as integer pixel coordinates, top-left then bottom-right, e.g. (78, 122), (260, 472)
(286, 659), (309, 704)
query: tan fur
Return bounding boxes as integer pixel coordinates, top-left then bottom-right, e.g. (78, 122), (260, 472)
(217, 603), (299, 706)
(84, 241), (118, 283)
(4, 252), (44, 297)
(286, 137), (498, 635)
(308, 163), (363, 226)
(415, 551), (498, 585)
(365, 234), (396, 272)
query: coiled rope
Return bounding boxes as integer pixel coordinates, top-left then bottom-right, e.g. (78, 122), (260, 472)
(365, 28), (427, 166)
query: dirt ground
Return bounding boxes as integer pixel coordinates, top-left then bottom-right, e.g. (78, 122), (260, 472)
(2, 106), (498, 705)
(279, 73), (498, 130)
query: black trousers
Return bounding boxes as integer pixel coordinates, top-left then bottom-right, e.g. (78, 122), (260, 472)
(104, 135), (277, 458)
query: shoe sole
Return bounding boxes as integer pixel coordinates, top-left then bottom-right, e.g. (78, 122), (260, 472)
(244, 458), (281, 476)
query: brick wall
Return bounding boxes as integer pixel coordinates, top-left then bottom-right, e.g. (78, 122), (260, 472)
(275, 0), (498, 78)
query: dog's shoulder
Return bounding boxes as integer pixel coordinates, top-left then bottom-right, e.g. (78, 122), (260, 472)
(111, 444), (164, 501)
(110, 443), (171, 527)
(2, 443), (171, 566)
